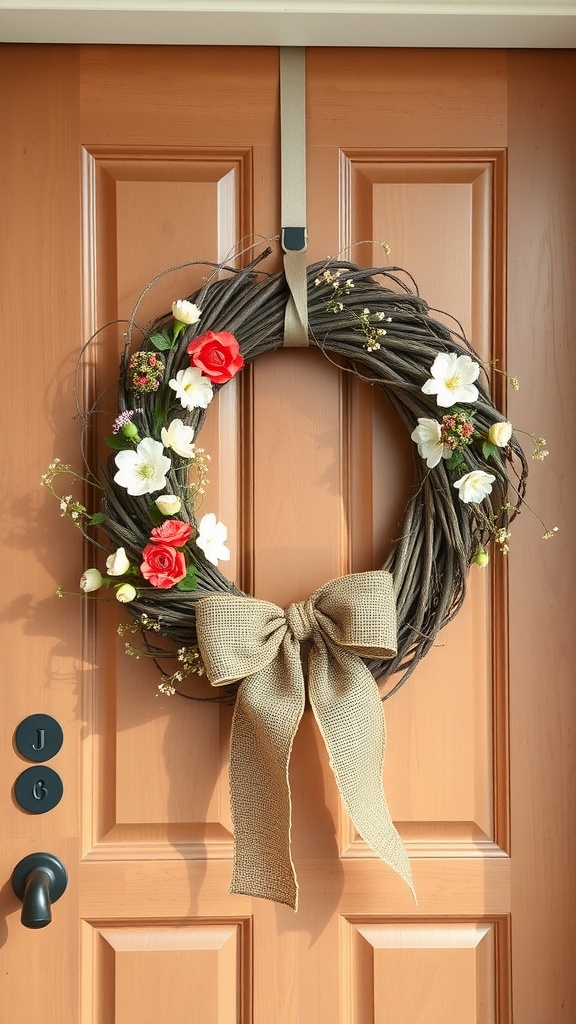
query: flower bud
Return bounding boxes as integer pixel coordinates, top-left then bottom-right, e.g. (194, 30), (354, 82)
(116, 583), (137, 603)
(106, 547), (130, 576)
(487, 421), (513, 447)
(155, 494), (182, 516)
(121, 420), (140, 440)
(473, 547), (489, 568)
(80, 568), (103, 592)
(172, 299), (202, 326)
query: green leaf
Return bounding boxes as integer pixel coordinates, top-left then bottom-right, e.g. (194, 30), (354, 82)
(482, 441), (499, 461)
(152, 392), (173, 434)
(176, 565), (198, 592)
(446, 453), (464, 471)
(147, 505), (166, 526)
(148, 329), (174, 352)
(88, 512), (107, 525)
(105, 435), (132, 451)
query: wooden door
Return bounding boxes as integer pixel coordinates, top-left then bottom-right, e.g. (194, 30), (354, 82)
(1, 45), (574, 1023)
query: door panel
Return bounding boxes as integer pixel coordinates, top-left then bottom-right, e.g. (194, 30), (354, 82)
(507, 50), (576, 1023)
(1, 45), (573, 1024)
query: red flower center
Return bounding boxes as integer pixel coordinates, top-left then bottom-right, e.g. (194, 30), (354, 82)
(208, 347), (226, 366)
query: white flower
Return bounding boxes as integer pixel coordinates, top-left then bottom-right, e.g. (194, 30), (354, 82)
(422, 352), (480, 407)
(196, 513), (231, 565)
(116, 583), (137, 603)
(80, 568), (103, 592)
(160, 418), (196, 458)
(487, 421), (513, 447)
(410, 418), (449, 468)
(114, 437), (171, 496)
(172, 299), (202, 326)
(169, 367), (213, 411)
(106, 547), (130, 576)
(155, 494), (182, 516)
(454, 470), (495, 504)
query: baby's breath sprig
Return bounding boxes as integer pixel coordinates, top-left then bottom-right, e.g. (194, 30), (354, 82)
(117, 621), (141, 636)
(494, 527), (512, 554)
(124, 642), (144, 660)
(117, 613), (162, 637)
(58, 494), (88, 523)
(471, 487), (557, 562)
(177, 645), (205, 674)
(356, 308), (392, 352)
(190, 447), (211, 503)
(41, 457), (65, 486)
(314, 268), (356, 312)
(157, 645), (206, 697)
(122, 631), (205, 693)
(531, 438), (549, 461)
(486, 359), (520, 392)
(471, 505), (514, 556)
(158, 679), (177, 696)
(524, 433), (549, 461)
(314, 272), (393, 352)
(41, 460), (106, 533)
(171, 447), (211, 512)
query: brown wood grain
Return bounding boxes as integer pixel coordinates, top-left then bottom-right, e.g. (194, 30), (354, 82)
(0, 44), (574, 1024)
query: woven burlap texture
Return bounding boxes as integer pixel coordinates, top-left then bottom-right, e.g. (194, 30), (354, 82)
(195, 570), (414, 910)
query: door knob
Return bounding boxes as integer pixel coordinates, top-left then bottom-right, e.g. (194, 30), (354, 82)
(11, 853), (68, 929)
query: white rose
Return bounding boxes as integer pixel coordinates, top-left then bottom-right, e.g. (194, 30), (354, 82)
(454, 470), (496, 504)
(116, 583), (137, 603)
(172, 299), (202, 326)
(155, 494), (182, 516)
(487, 421), (513, 447)
(106, 547), (130, 576)
(160, 418), (196, 459)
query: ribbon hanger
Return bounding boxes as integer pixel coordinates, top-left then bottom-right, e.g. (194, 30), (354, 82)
(280, 47), (309, 348)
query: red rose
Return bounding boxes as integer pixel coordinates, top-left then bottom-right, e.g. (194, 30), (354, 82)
(149, 519), (192, 547)
(140, 543), (186, 589)
(186, 331), (244, 384)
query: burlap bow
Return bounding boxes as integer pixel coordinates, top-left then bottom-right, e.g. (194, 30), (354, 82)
(195, 570), (414, 910)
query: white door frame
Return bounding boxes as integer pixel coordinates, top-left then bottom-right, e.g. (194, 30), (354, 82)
(1, 0), (575, 48)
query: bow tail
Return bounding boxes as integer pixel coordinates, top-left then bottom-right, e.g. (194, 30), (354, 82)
(308, 645), (415, 899)
(227, 635), (306, 910)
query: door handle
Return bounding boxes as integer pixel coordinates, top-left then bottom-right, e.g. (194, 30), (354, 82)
(11, 853), (68, 929)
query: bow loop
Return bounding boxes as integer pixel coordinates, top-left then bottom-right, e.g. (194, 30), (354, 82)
(312, 571), (397, 658)
(195, 595), (288, 686)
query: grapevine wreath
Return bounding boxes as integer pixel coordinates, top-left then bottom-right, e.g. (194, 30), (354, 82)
(44, 245), (553, 908)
